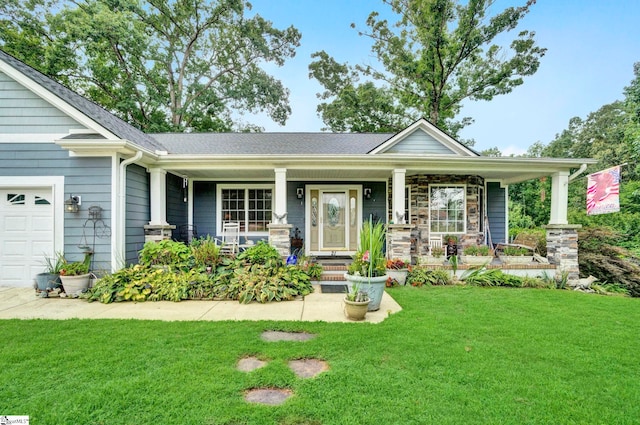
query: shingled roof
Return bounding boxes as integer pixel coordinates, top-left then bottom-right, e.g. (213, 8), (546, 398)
(150, 132), (394, 155)
(0, 49), (162, 152)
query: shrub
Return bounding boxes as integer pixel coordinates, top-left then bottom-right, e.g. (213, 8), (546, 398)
(406, 267), (451, 287)
(139, 240), (192, 269)
(236, 241), (283, 267)
(190, 236), (222, 268)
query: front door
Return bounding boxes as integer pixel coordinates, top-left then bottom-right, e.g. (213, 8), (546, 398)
(307, 186), (360, 255)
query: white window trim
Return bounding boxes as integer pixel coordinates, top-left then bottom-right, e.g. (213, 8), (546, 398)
(428, 184), (467, 235)
(216, 184), (274, 236)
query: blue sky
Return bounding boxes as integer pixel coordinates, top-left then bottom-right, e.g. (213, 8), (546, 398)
(248, 0), (640, 156)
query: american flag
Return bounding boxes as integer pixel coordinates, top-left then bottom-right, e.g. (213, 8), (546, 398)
(586, 166), (621, 215)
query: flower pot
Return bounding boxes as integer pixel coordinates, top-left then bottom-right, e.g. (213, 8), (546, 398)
(461, 256), (494, 266)
(60, 273), (91, 295)
(35, 273), (61, 291)
(343, 298), (370, 320)
(499, 255), (534, 265)
(386, 268), (408, 285)
(344, 274), (388, 311)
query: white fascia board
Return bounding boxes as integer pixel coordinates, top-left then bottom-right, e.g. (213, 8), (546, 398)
(0, 60), (119, 140)
(55, 139), (159, 161)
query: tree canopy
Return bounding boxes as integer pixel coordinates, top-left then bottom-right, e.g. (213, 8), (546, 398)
(0, 0), (301, 132)
(309, 0), (546, 135)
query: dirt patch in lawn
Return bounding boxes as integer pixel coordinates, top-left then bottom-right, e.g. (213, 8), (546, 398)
(244, 388), (293, 405)
(288, 358), (329, 378)
(260, 330), (316, 342)
(237, 356), (268, 372)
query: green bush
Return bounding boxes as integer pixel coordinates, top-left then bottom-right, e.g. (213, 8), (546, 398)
(190, 236), (222, 268)
(406, 267), (451, 287)
(139, 240), (193, 269)
(236, 241), (283, 267)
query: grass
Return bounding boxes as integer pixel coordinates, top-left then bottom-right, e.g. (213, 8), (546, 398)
(1, 286), (639, 424)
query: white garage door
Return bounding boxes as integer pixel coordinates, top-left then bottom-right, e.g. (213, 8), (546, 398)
(0, 189), (54, 287)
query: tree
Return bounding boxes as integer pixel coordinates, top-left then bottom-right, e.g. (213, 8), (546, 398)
(310, 0), (546, 135)
(0, 0), (301, 132)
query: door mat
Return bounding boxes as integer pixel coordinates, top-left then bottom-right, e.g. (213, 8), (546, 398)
(320, 284), (347, 294)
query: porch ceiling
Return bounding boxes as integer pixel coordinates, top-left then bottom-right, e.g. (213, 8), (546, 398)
(156, 155), (597, 184)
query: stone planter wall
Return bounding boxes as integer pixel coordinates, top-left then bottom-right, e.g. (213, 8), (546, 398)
(268, 223), (293, 257)
(544, 224), (581, 282)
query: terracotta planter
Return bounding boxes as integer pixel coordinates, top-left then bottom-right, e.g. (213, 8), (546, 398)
(343, 298), (370, 320)
(386, 268), (408, 285)
(60, 273), (91, 295)
(344, 274), (388, 311)
(461, 256), (494, 266)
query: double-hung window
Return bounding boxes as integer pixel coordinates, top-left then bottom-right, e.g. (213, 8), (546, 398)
(429, 185), (466, 234)
(218, 185), (273, 235)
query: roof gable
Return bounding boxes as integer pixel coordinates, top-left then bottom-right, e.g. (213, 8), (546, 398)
(0, 49), (162, 152)
(369, 118), (479, 156)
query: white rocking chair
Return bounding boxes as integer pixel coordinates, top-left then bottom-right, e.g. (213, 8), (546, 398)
(218, 222), (240, 255)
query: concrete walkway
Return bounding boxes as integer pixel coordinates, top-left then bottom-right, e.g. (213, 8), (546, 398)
(0, 284), (402, 323)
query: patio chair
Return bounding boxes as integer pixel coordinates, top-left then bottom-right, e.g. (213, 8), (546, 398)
(218, 222), (240, 255)
(428, 235), (443, 252)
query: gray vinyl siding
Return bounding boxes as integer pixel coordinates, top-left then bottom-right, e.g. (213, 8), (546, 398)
(166, 173), (188, 240)
(384, 129), (456, 155)
(125, 164), (150, 265)
(0, 142), (112, 270)
(193, 181), (216, 238)
(486, 182), (507, 246)
(362, 182), (387, 223)
(0, 72), (86, 133)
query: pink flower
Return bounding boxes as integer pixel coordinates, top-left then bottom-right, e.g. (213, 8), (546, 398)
(362, 250), (370, 262)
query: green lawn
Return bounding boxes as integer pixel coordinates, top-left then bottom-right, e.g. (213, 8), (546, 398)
(1, 286), (639, 424)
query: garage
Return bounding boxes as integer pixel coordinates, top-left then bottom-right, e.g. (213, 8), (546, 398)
(0, 188), (54, 287)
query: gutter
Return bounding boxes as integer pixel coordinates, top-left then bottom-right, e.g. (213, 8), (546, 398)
(116, 151), (143, 269)
(568, 163), (588, 182)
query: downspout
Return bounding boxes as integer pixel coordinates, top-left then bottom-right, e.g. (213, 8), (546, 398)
(117, 151), (143, 269)
(568, 164), (588, 182)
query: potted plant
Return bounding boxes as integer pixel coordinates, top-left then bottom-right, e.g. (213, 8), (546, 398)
(345, 220), (388, 311)
(461, 244), (494, 266)
(35, 253), (64, 291)
(386, 258), (409, 285)
(499, 246), (534, 265)
(343, 282), (370, 320)
(444, 234), (459, 259)
(422, 246), (445, 265)
(60, 259), (91, 296)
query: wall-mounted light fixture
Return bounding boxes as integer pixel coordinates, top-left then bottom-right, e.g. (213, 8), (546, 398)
(363, 188), (372, 199)
(296, 187), (304, 199)
(65, 195), (81, 213)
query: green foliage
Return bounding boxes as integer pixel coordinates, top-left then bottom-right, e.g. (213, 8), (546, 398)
(60, 261), (89, 276)
(1, 0), (301, 132)
(42, 252), (65, 274)
(311, 0), (545, 134)
(224, 264), (312, 304)
(236, 241), (283, 267)
(345, 282), (369, 302)
(347, 220), (386, 277)
(463, 245), (492, 256)
(190, 236), (222, 268)
(461, 267), (523, 287)
(406, 267), (451, 287)
(501, 246), (529, 256)
(138, 240), (192, 269)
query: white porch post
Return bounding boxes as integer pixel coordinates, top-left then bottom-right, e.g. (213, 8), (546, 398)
(549, 171), (569, 225)
(274, 168), (288, 224)
(149, 168), (168, 225)
(392, 169), (406, 224)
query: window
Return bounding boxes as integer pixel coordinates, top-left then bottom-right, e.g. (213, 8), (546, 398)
(219, 185), (273, 234)
(405, 185), (411, 223)
(429, 185), (465, 233)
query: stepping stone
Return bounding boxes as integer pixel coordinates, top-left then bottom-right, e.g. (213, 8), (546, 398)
(244, 388), (292, 405)
(288, 358), (329, 378)
(260, 330), (316, 342)
(237, 356), (268, 372)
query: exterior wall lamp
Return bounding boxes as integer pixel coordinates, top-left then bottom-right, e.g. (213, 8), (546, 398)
(296, 187), (304, 199)
(364, 188), (372, 199)
(65, 194), (81, 213)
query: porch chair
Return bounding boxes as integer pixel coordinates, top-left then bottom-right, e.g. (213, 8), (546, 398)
(495, 233), (540, 255)
(428, 235), (443, 254)
(218, 222), (240, 255)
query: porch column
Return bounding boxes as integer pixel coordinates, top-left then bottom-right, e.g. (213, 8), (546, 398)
(544, 224), (581, 282)
(549, 171), (569, 225)
(274, 168), (288, 224)
(144, 168), (175, 243)
(392, 169), (406, 224)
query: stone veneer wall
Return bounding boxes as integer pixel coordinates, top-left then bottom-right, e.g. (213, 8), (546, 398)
(388, 174), (484, 258)
(387, 224), (413, 261)
(544, 224), (580, 281)
(268, 223), (293, 257)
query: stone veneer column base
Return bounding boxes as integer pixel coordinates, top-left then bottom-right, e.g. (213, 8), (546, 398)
(144, 224), (176, 243)
(544, 224), (581, 282)
(268, 223), (293, 257)
(387, 224), (414, 262)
